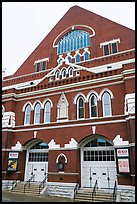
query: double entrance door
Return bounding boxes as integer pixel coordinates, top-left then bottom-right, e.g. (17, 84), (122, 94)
(25, 162), (48, 182)
(82, 164), (116, 188)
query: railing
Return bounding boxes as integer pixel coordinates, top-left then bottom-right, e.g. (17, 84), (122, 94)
(10, 179), (18, 191)
(24, 174), (35, 193)
(73, 182), (79, 200)
(113, 180), (117, 201)
(38, 174), (48, 195)
(92, 180), (98, 201)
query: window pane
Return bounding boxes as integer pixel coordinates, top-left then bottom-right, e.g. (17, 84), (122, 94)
(44, 102), (51, 123)
(91, 95), (97, 117)
(36, 63), (40, 72)
(78, 97), (84, 118)
(104, 45), (109, 55)
(57, 30), (90, 55)
(34, 103), (41, 124)
(84, 52), (90, 61)
(76, 55), (80, 63)
(25, 105), (31, 125)
(42, 61), (46, 70)
(103, 92), (111, 116)
(69, 68), (73, 76)
(112, 43), (117, 54)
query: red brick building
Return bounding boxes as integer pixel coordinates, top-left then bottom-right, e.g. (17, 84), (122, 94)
(2, 5), (135, 200)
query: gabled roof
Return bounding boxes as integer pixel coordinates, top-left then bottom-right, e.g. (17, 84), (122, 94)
(4, 5), (135, 79)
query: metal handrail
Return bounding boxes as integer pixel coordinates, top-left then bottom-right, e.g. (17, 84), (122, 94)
(38, 174), (48, 194)
(73, 182), (79, 200)
(11, 179), (18, 190)
(92, 180), (98, 201)
(113, 180), (117, 201)
(24, 174), (35, 193)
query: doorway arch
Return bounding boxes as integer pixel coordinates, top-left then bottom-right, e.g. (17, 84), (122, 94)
(24, 139), (49, 182)
(80, 135), (117, 188)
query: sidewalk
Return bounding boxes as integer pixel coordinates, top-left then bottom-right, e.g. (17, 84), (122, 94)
(2, 190), (75, 202)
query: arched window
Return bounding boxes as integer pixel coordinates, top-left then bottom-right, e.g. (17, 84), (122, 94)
(77, 97), (85, 119)
(34, 103), (41, 124)
(67, 56), (72, 63)
(55, 70), (60, 80)
(24, 104), (31, 125)
(62, 69), (66, 78)
(44, 101), (51, 123)
(84, 52), (90, 61)
(90, 95), (98, 117)
(102, 92), (112, 117)
(57, 30), (90, 55)
(69, 67), (73, 77)
(75, 54), (81, 63)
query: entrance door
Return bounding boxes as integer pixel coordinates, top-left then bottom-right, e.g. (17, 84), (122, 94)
(82, 165), (116, 188)
(81, 137), (117, 188)
(25, 162), (48, 181)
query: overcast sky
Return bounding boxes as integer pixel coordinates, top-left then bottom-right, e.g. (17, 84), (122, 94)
(2, 2), (135, 76)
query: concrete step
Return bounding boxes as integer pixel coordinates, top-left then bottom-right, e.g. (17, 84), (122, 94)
(74, 188), (115, 202)
(11, 182), (44, 195)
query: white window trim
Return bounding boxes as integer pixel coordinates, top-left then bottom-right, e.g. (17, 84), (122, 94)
(74, 53), (81, 63)
(74, 92), (87, 104)
(111, 42), (118, 54)
(24, 104), (32, 126)
(102, 92), (112, 117)
(34, 103), (41, 125)
(42, 98), (53, 109)
(44, 101), (51, 124)
(34, 57), (49, 64)
(100, 38), (120, 48)
(68, 67), (74, 77)
(77, 96), (85, 120)
(89, 94), (98, 119)
(87, 91), (99, 102)
(22, 101), (33, 112)
(61, 68), (67, 79)
(99, 88), (114, 100)
(55, 70), (60, 80)
(103, 44), (110, 56)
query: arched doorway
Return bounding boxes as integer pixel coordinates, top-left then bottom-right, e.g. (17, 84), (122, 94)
(24, 140), (49, 182)
(81, 135), (116, 188)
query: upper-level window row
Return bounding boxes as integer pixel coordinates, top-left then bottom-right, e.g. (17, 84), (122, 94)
(58, 30), (90, 55)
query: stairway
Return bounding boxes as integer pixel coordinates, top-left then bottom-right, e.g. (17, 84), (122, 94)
(74, 188), (115, 202)
(11, 181), (44, 196)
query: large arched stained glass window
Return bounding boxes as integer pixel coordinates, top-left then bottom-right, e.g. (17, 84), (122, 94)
(24, 104), (31, 125)
(58, 30), (90, 55)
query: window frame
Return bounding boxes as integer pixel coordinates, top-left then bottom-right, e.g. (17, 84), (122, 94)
(102, 92), (112, 117)
(34, 103), (41, 124)
(77, 96), (85, 120)
(89, 94), (98, 118)
(111, 42), (118, 54)
(44, 101), (51, 124)
(24, 104), (31, 125)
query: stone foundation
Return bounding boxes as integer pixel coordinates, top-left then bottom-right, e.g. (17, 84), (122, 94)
(45, 182), (76, 198)
(117, 185), (135, 202)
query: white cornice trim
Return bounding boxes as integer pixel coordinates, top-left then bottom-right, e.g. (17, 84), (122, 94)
(2, 80), (124, 101)
(3, 118), (126, 132)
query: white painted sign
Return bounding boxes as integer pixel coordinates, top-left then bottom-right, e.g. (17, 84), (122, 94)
(117, 148), (129, 157)
(9, 152), (19, 159)
(118, 158), (130, 173)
